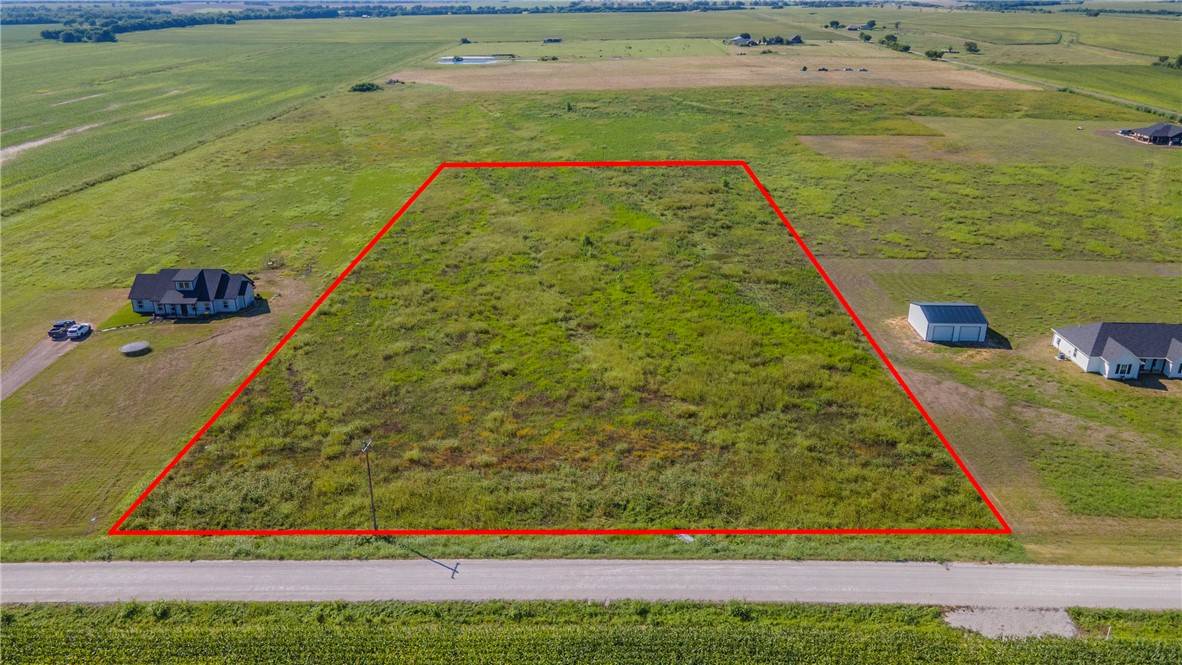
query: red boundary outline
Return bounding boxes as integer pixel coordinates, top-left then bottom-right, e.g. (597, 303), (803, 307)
(110, 160), (1011, 537)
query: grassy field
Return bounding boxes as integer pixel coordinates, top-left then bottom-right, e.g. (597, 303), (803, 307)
(994, 64), (1182, 110)
(122, 167), (1000, 532)
(2, 8), (1179, 562)
(0, 24), (448, 215)
(820, 258), (1182, 564)
(2, 601), (1178, 664)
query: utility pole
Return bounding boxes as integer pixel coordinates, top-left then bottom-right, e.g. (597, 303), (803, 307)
(362, 438), (378, 531)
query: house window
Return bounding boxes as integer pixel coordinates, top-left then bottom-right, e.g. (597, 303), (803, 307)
(1054, 336), (1060, 345)
(175, 281), (192, 290)
(1115, 364), (1132, 375)
(1072, 348), (1077, 358)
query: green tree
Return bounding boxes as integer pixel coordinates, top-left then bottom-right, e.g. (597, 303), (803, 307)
(349, 82), (382, 92)
(827, 20), (841, 29)
(460, 37), (471, 44)
(883, 34), (898, 44)
(860, 32), (871, 42)
(893, 21), (900, 29)
(924, 49), (943, 60)
(739, 32), (751, 39)
(964, 41), (979, 53)
(865, 20), (876, 29)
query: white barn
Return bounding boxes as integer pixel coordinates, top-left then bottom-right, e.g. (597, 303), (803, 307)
(907, 302), (988, 343)
(1052, 322), (1182, 380)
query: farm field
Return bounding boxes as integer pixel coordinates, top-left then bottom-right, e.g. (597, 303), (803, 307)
(0, 24), (446, 215)
(993, 64), (1182, 111)
(121, 166), (1001, 533)
(395, 51), (1034, 92)
(436, 37), (729, 60)
(4, 601), (1178, 664)
(820, 258), (1182, 565)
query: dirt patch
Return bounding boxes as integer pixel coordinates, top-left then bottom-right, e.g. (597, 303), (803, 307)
(944, 607), (1077, 638)
(883, 316), (1006, 363)
(390, 56), (1036, 92)
(1, 339), (78, 401)
(799, 134), (996, 163)
(0, 123), (103, 165)
(50, 93), (106, 107)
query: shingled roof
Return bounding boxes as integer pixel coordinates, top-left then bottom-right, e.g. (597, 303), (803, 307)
(128, 269), (253, 305)
(1053, 323), (1182, 362)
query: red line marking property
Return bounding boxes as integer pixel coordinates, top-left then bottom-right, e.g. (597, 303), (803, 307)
(111, 161), (1011, 537)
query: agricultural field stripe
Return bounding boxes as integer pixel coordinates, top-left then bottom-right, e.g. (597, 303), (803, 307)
(111, 160), (1011, 537)
(740, 162), (1011, 535)
(107, 164), (449, 535)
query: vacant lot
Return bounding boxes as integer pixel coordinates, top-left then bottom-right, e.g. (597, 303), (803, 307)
(394, 54), (1035, 92)
(124, 167), (1000, 532)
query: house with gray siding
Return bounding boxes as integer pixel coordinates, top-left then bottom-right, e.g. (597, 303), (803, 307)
(129, 268), (255, 319)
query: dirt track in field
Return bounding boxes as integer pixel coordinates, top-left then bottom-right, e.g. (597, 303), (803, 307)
(390, 56), (1038, 92)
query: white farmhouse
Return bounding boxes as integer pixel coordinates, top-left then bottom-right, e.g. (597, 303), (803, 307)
(907, 302), (988, 343)
(129, 268), (255, 319)
(1052, 323), (1182, 380)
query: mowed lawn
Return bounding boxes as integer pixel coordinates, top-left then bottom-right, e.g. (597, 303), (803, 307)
(994, 64), (1182, 110)
(124, 167), (1001, 532)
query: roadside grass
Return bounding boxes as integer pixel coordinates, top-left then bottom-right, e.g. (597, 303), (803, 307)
(123, 167), (1001, 532)
(993, 64), (1182, 110)
(1, 601), (1177, 664)
(0, 532), (1026, 563)
(1071, 608), (1182, 640)
(99, 302), (151, 329)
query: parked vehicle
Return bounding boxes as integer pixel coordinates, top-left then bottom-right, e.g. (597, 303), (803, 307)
(66, 323), (91, 340)
(48, 320), (76, 339)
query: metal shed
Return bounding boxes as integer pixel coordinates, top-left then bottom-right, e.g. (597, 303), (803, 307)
(908, 302), (988, 343)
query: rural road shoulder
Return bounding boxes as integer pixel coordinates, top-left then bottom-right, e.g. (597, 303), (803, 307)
(2, 560), (1178, 608)
(1, 338), (77, 401)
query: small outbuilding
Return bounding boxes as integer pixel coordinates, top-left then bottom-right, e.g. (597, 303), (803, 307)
(908, 302), (988, 343)
(787, 35), (804, 44)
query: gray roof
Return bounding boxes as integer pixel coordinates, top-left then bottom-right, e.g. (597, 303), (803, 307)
(128, 268), (253, 305)
(1130, 122), (1182, 139)
(912, 302), (988, 325)
(1053, 322), (1182, 361)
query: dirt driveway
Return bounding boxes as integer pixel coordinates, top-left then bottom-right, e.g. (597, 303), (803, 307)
(1, 338), (79, 401)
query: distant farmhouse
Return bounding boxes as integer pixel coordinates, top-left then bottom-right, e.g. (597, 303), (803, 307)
(1052, 323), (1182, 379)
(729, 35), (758, 47)
(908, 302), (988, 343)
(129, 268), (255, 319)
(1122, 122), (1182, 146)
(787, 35), (804, 44)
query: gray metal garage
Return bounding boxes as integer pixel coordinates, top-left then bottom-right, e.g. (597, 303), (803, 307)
(907, 302), (989, 343)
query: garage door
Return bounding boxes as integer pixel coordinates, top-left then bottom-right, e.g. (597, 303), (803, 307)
(956, 325), (983, 342)
(931, 325), (955, 342)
